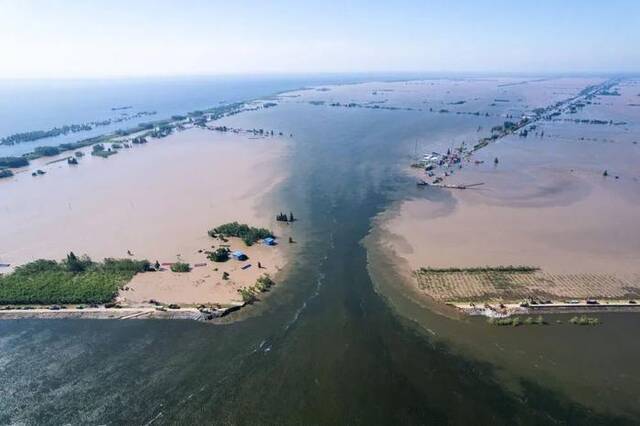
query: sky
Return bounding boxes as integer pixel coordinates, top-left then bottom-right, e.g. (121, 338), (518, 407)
(0, 0), (638, 78)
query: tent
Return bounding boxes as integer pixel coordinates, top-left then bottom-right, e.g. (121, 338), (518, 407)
(232, 251), (248, 261)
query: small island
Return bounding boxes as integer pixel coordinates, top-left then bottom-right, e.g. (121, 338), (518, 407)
(0, 222), (287, 321)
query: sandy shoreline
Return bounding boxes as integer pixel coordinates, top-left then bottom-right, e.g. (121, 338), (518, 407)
(119, 235), (288, 306)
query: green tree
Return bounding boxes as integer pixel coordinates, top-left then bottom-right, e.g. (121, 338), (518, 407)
(65, 251), (88, 273)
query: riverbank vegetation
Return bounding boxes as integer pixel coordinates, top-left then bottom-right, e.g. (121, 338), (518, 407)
(209, 222), (273, 246)
(488, 315), (601, 327)
(569, 315), (600, 325)
(237, 274), (276, 303)
(488, 316), (547, 326)
(0, 253), (151, 305)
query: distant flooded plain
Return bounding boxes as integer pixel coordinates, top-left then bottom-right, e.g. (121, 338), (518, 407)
(1, 76), (639, 424)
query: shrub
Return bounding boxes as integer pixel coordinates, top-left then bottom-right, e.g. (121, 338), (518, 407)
(207, 248), (230, 262)
(488, 317), (521, 327)
(14, 259), (60, 274)
(170, 262), (191, 273)
(238, 287), (257, 303)
(569, 315), (600, 326)
(254, 274), (275, 292)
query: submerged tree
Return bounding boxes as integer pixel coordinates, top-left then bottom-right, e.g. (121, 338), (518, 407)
(65, 251), (90, 273)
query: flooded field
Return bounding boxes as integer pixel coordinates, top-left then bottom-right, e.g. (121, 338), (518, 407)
(414, 268), (640, 302)
(365, 76), (640, 417)
(2, 76), (639, 424)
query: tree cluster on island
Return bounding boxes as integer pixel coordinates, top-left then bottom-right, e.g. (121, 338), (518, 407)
(276, 212), (295, 222)
(0, 111), (157, 146)
(91, 143), (118, 158)
(0, 157), (29, 178)
(209, 222), (273, 246)
(34, 146), (60, 157)
(0, 157), (29, 168)
(0, 253), (152, 305)
(131, 136), (148, 144)
(0, 100), (251, 177)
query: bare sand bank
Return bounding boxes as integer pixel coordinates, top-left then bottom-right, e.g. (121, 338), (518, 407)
(0, 127), (293, 307)
(120, 236), (284, 306)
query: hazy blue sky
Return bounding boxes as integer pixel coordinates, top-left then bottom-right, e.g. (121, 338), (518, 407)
(1, 0), (638, 78)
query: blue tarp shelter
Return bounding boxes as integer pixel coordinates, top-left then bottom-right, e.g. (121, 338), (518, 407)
(232, 251), (248, 260)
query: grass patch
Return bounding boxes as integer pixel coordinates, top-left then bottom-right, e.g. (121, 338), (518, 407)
(0, 254), (150, 305)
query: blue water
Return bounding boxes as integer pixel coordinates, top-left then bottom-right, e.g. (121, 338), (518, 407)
(0, 74), (393, 156)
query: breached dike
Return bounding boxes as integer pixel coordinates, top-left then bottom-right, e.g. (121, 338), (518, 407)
(0, 303), (246, 322)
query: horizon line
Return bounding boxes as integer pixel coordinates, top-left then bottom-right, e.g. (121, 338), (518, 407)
(1, 70), (639, 82)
